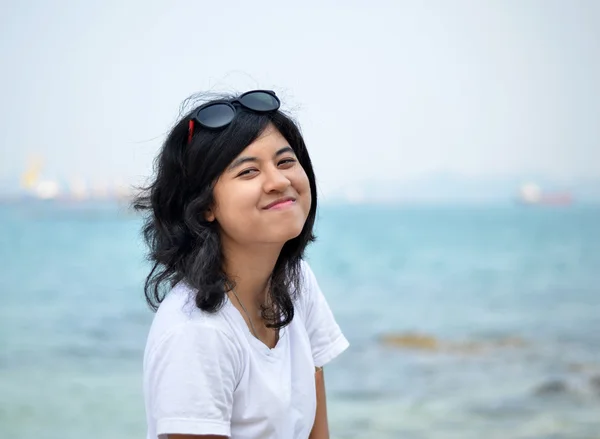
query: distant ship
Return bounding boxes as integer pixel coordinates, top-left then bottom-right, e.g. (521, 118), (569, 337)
(18, 156), (133, 202)
(516, 183), (573, 206)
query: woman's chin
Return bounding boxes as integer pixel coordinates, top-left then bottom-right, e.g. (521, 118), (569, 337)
(267, 223), (305, 244)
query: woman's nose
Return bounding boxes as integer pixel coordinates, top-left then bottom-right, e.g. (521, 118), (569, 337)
(263, 167), (291, 193)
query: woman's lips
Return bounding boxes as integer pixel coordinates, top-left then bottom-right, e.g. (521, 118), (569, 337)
(264, 198), (296, 209)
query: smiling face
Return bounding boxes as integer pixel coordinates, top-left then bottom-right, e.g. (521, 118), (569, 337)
(207, 123), (312, 247)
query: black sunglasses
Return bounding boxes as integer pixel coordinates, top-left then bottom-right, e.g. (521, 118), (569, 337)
(187, 90), (280, 143)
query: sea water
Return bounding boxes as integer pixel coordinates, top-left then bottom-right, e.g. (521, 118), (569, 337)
(1, 202), (599, 439)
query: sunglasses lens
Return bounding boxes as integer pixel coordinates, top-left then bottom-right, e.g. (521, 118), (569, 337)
(196, 103), (235, 128)
(238, 91), (280, 112)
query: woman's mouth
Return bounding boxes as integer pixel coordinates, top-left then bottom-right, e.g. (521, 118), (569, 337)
(264, 197), (296, 210)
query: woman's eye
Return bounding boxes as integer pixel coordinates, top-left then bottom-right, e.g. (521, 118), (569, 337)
(278, 158), (297, 167)
(238, 168), (258, 177)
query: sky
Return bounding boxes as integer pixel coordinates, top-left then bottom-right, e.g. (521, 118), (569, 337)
(1, 0), (599, 199)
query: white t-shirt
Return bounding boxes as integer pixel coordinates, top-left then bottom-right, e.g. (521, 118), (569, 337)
(143, 260), (349, 439)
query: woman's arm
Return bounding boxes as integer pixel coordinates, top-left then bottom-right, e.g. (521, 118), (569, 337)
(168, 436), (226, 439)
(309, 367), (329, 439)
(169, 369), (329, 439)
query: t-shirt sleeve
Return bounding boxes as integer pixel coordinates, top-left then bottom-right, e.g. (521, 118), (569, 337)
(144, 321), (241, 437)
(300, 261), (350, 368)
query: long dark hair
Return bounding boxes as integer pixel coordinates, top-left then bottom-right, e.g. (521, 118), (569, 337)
(133, 92), (318, 329)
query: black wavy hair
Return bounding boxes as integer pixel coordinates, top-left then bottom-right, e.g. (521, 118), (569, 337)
(133, 92), (318, 329)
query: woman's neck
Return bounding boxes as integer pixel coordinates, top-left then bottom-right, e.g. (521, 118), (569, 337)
(221, 240), (283, 311)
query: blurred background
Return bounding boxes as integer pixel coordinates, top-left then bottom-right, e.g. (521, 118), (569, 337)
(1, 1), (599, 438)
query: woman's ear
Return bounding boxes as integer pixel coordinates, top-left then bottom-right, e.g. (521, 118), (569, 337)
(205, 208), (215, 222)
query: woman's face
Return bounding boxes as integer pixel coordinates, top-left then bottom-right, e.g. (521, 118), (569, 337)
(208, 123), (312, 247)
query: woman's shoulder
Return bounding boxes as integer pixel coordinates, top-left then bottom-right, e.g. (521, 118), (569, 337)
(298, 259), (316, 286)
(145, 281), (239, 357)
(155, 280), (223, 325)
(142, 284), (246, 396)
(294, 260), (322, 315)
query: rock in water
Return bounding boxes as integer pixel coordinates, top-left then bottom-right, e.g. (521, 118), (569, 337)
(590, 375), (600, 395)
(380, 333), (440, 351)
(534, 379), (569, 396)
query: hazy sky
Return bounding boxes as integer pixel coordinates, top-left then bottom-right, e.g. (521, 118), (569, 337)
(1, 0), (599, 197)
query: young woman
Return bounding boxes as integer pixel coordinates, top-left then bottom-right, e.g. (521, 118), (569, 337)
(135, 90), (349, 439)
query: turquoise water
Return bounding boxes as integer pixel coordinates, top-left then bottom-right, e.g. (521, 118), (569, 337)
(1, 202), (599, 439)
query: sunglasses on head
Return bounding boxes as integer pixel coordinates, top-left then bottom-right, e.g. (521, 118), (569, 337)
(187, 90), (281, 144)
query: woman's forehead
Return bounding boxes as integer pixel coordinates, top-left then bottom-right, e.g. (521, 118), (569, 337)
(239, 125), (289, 155)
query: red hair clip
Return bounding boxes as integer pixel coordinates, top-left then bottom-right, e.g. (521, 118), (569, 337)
(187, 120), (195, 145)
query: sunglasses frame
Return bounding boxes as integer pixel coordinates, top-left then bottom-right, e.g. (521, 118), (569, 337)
(187, 90), (280, 143)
